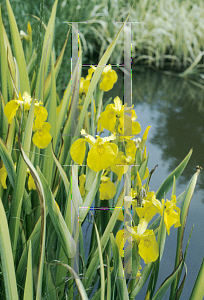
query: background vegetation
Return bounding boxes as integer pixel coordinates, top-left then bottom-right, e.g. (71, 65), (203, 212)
(1, 0), (204, 98)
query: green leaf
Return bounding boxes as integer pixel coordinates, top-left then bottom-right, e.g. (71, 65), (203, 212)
(189, 256), (204, 300)
(110, 233), (129, 300)
(106, 252), (111, 300)
(83, 188), (124, 291)
(0, 7), (8, 132)
(60, 36), (83, 165)
(51, 140), (70, 197)
(42, 52), (57, 186)
(17, 217), (41, 283)
(156, 148), (192, 200)
(54, 262), (89, 300)
(0, 137), (16, 187)
(6, 0), (30, 94)
(35, 0), (58, 102)
(79, 170), (102, 222)
(18, 143), (46, 300)
(0, 196), (19, 300)
(38, 168), (76, 258)
(1, 20), (16, 99)
(152, 259), (183, 300)
(139, 153), (149, 181)
(170, 169), (200, 299)
(128, 243), (141, 297)
(44, 30), (70, 100)
(23, 241), (33, 300)
(171, 175), (176, 198)
(175, 226), (193, 300)
(94, 221), (105, 300)
(148, 209), (166, 298)
(130, 263), (153, 298)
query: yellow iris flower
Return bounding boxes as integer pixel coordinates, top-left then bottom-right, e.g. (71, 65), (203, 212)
(97, 96), (141, 135)
(86, 65), (117, 92)
(161, 196), (181, 235)
(129, 219), (159, 264)
(136, 199), (161, 223)
(99, 175), (116, 200)
(4, 92), (33, 124)
(116, 218), (159, 264)
(136, 192), (181, 235)
(70, 129), (118, 172)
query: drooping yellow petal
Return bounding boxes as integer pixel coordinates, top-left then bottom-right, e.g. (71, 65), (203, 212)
(132, 121), (141, 135)
(70, 138), (87, 165)
(99, 176), (116, 200)
(98, 109), (116, 132)
(138, 230), (159, 264)
(100, 67), (118, 92)
(136, 202), (160, 223)
(4, 100), (20, 124)
(116, 229), (125, 257)
(34, 106), (48, 128)
(87, 142), (118, 172)
(162, 197), (181, 235)
(32, 122), (52, 149)
(86, 66), (96, 80)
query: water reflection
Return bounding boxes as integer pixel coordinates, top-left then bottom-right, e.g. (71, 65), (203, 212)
(105, 68), (204, 192)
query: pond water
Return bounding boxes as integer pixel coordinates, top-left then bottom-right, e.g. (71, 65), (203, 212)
(104, 67), (204, 299)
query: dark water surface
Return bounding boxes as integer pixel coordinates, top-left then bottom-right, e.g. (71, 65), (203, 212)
(104, 68), (204, 299)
